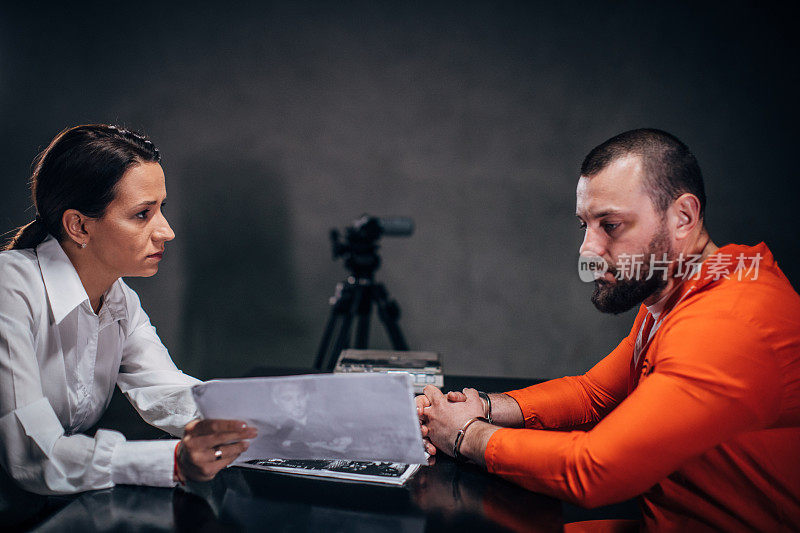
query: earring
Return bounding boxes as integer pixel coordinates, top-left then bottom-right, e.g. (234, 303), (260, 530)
(80, 242), (87, 249)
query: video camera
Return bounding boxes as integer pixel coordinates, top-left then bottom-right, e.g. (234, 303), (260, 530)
(329, 215), (414, 279)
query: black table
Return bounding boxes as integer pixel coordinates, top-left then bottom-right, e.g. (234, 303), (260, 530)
(5, 371), (640, 532)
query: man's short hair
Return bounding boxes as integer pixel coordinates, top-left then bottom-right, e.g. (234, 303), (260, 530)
(581, 129), (706, 219)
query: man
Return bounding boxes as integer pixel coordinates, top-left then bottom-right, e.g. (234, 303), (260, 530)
(417, 129), (800, 531)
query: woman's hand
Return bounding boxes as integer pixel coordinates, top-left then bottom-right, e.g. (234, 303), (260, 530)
(177, 419), (258, 482)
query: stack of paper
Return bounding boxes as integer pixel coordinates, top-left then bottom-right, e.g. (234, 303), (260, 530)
(191, 373), (427, 484)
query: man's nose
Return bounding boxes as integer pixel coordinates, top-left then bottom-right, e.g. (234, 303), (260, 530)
(579, 227), (606, 258)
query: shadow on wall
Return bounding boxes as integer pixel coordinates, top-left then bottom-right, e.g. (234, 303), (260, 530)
(179, 157), (303, 380)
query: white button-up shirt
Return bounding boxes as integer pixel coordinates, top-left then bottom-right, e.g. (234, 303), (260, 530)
(0, 236), (200, 494)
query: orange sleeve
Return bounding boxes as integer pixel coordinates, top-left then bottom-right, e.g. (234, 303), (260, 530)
(505, 309), (644, 430)
(485, 309), (781, 508)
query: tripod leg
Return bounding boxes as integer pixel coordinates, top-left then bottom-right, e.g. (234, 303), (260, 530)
(315, 281), (356, 371)
(372, 284), (409, 351)
(354, 288), (372, 349)
(314, 307), (343, 370)
(326, 283), (364, 371)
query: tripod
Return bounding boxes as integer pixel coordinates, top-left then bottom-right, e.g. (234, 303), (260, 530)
(313, 220), (409, 371)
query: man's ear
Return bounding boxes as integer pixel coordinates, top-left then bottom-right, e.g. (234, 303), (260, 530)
(62, 209), (91, 247)
(669, 193), (702, 240)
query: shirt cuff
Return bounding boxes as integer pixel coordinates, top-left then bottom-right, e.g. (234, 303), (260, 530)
(484, 427), (509, 473)
(110, 438), (180, 487)
(503, 389), (538, 428)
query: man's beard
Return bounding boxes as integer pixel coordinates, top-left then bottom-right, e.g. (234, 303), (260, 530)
(591, 228), (672, 315)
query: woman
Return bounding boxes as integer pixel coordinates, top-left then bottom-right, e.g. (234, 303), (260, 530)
(0, 124), (256, 494)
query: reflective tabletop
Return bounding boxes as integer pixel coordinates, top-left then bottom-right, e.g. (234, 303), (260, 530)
(29, 453), (563, 533)
(5, 372), (639, 531)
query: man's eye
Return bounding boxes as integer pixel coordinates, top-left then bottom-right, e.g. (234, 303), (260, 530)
(603, 223), (619, 233)
(578, 221), (587, 230)
(135, 210), (149, 219)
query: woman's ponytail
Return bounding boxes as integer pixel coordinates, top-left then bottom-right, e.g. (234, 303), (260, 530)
(3, 217), (50, 251)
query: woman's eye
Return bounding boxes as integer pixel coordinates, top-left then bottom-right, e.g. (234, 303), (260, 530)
(578, 221), (587, 230)
(135, 210), (149, 220)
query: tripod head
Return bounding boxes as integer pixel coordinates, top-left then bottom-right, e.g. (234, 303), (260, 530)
(329, 215), (414, 280)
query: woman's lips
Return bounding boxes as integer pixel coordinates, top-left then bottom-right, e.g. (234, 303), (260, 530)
(147, 252), (164, 260)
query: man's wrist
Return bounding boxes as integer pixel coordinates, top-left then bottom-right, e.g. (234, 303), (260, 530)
(453, 416), (488, 460)
(488, 392), (525, 428)
(458, 419), (498, 467)
(478, 391), (493, 423)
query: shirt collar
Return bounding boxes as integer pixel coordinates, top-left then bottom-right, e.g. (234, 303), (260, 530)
(682, 242), (774, 294)
(36, 235), (128, 324)
(643, 242), (774, 321)
(102, 280), (129, 324)
(644, 285), (675, 321)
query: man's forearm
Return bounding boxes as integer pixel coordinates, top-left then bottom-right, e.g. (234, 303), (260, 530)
(459, 420), (497, 467)
(486, 393), (525, 428)
(455, 393), (521, 467)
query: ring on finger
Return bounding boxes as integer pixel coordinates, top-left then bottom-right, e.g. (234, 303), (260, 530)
(214, 447), (223, 461)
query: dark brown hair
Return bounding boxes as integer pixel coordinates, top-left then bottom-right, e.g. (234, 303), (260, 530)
(581, 128), (706, 219)
(4, 124), (160, 250)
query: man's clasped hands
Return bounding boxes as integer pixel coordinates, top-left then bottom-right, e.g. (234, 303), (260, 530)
(416, 386), (499, 466)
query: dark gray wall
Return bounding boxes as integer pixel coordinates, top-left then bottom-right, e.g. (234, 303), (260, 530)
(1, 2), (798, 381)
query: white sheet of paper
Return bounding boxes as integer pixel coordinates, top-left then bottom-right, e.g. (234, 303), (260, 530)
(191, 373), (427, 465)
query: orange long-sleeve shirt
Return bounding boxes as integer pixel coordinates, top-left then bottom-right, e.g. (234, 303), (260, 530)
(485, 243), (800, 531)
